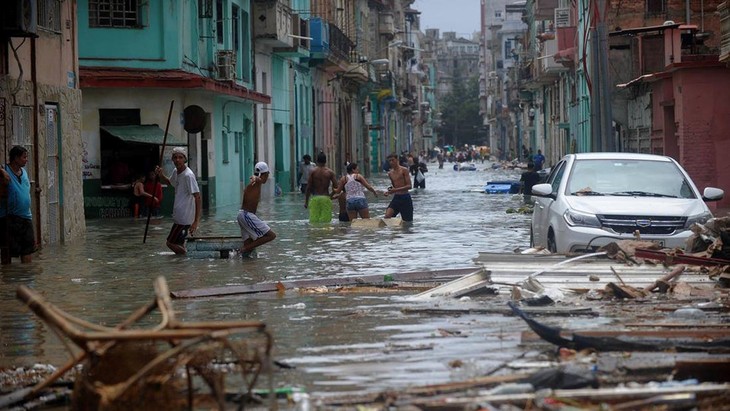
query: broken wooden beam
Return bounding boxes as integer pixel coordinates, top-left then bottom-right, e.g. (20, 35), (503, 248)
(171, 267), (480, 298)
(635, 248), (730, 267)
(643, 265), (686, 292)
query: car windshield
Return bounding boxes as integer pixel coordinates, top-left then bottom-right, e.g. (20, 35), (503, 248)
(566, 159), (696, 199)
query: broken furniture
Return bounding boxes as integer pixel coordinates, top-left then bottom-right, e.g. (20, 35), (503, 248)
(4, 276), (273, 410)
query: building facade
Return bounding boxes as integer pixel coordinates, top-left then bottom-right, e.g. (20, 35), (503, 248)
(1, 0), (86, 246)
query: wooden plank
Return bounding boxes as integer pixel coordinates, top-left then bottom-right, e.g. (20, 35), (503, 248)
(350, 219), (386, 228)
(403, 306), (596, 316)
(424, 384), (730, 407)
(635, 248), (730, 266)
(171, 267), (480, 298)
(521, 328), (730, 344)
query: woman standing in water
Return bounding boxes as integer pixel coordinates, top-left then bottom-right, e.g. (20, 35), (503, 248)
(335, 163), (378, 220)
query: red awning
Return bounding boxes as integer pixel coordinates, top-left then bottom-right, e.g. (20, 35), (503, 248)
(79, 67), (271, 104)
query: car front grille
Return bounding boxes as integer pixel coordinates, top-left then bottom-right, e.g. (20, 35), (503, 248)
(598, 215), (687, 235)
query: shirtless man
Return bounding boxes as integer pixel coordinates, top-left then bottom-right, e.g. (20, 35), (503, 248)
(237, 162), (276, 256)
(383, 153), (413, 222)
(304, 152), (338, 223)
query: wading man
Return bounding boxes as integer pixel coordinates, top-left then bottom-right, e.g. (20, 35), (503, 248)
(237, 162), (276, 256)
(304, 152), (338, 223)
(383, 153), (413, 222)
(155, 147), (201, 254)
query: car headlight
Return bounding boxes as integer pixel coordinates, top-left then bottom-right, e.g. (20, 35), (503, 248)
(685, 211), (713, 228)
(563, 209), (601, 228)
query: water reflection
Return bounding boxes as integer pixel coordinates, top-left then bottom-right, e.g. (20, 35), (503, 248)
(0, 164), (531, 395)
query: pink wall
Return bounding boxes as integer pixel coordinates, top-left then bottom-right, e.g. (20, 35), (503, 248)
(673, 67), (730, 210)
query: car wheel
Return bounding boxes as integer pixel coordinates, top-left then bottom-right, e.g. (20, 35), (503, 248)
(547, 230), (557, 253)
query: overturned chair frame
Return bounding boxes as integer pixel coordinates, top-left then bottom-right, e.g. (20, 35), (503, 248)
(8, 276), (273, 410)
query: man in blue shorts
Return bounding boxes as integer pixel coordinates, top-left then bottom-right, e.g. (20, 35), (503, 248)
(383, 153), (413, 222)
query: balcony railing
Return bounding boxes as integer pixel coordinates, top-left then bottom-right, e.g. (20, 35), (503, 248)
(328, 23), (353, 63)
(309, 18), (353, 66)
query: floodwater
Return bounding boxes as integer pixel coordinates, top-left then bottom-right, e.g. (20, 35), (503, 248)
(0, 162), (534, 397)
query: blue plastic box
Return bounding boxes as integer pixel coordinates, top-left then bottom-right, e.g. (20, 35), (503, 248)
(484, 181), (521, 194)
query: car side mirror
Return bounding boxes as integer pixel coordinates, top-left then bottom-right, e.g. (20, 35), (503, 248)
(702, 187), (724, 201)
(531, 183), (554, 199)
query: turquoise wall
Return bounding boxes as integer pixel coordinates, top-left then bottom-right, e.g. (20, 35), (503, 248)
(294, 68), (314, 168)
(213, 98), (255, 208)
(79, 0), (254, 89)
(271, 55), (293, 191)
(78, 0), (179, 69)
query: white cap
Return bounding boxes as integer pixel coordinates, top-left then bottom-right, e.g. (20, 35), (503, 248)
(171, 147), (187, 159)
(254, 161), (270, 175)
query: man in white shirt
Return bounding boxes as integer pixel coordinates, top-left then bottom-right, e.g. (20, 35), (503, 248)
(299, 154), (315, 194)
(155, 147), (201, 254)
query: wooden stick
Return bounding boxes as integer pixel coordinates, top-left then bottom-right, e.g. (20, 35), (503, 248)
(643, 265), (686, 292)
(144, 100), (174, 243)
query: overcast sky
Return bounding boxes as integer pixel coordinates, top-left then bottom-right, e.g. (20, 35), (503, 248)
(413, 0), (481, 38)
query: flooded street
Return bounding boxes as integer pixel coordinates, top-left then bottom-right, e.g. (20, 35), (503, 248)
(0, 163), (534, 397)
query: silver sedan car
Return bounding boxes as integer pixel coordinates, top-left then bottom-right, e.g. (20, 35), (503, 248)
(530, 153), (724, 253)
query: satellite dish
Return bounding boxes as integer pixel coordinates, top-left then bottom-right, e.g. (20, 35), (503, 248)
(183, 105), (206, 133)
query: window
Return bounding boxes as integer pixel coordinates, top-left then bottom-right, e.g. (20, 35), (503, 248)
(38, 0), (62, 32)
(89, 0), (141, 28)
(216, 0), (224, 44)
(495, 10), (502, 19)
(241, 11), (251, 82)
(646, 0), (665, 15)
(232, 5), (240, 52)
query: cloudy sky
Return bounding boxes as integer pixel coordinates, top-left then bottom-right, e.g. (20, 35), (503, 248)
(413, 0), (481, 37)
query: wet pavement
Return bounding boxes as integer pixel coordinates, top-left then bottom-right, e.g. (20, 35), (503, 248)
(0, 162), (534, 397)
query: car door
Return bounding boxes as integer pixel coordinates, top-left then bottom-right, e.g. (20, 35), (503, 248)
(532, 160), (567, 246)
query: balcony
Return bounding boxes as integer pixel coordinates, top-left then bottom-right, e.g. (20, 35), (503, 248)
(379, 12), (395, 37)
(530, 37), (567, 85)
(252, 0), (293, 48)
(309, 18), (353, 68)
(274, 14), (309, 57)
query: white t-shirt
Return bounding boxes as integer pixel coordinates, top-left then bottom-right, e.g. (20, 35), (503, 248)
(169, 166), (200, 225)
(299, 162), (315, 185)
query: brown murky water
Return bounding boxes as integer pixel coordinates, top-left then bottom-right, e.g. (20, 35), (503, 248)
(0, 163), (533, 397)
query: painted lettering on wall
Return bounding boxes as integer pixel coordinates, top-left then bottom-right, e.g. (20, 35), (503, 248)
(85, 197), (129, 207)
(82, 141), (100, 179)
(99, 208), (131, 218)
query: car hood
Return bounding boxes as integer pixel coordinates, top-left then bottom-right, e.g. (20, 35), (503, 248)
(565, 196), (709, 216)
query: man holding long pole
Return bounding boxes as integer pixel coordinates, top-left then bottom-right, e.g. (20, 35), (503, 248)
(155, 147), (201, 254)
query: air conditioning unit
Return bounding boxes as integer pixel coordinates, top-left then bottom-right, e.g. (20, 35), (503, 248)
(2, 0), (38, 38)
(215, 50), (236, 81)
